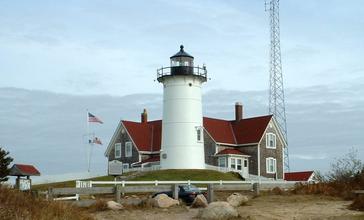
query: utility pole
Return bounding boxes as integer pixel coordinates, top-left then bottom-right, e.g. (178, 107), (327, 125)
(266, 0), (289, 171)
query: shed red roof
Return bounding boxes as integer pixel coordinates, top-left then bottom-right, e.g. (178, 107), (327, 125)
(9, 164), (41, 176)
(216, 148), (247, 156)
(122, 115), (272, 152)
(284, 171), (314, 181)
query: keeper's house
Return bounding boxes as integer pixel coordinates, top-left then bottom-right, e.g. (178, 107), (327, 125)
(104, 103), (287, 180)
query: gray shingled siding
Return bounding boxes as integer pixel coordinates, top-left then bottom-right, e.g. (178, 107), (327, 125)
(238, 145), (258, 175)
(204, 131), (217, 165)
(108, 126), (140, 167)
(259, 123), (284, 179)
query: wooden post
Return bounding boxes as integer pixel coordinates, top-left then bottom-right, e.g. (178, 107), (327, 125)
(207, 184), (214, 203)
(172, 184), (179, 200)
(253, 183), (260, 196)
(115, 185), (121, 203)
(48, 187), (53, 201)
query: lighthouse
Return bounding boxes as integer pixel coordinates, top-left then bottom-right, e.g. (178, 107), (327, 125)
(157, 45), (207, 169)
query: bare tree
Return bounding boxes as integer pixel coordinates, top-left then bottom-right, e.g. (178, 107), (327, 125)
(327, 148), (363, 183)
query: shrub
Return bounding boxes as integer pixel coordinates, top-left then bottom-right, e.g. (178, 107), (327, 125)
(350, 195), (364, 211)
(0, 185), (93, 220)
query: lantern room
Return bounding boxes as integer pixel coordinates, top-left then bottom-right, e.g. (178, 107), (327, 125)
(157, 45), (207, 82)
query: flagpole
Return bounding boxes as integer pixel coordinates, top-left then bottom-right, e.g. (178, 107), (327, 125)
(86, 109), (90, 173)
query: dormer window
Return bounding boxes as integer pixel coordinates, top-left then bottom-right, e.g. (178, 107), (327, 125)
(266, 133), (276, 149)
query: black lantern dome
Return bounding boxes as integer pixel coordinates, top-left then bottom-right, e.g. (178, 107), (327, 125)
(157, 45), (207, 82)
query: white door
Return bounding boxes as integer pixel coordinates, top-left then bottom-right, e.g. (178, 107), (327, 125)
(242, 159), (249, 178)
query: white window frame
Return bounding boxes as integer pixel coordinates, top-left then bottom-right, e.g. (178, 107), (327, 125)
(266, 157), (276, 174)
(196, 127), (203, 142)
(266, 133), (277, 149)
(125, 141), (132, 158)
(218, 157), (226, 168)
(114, 143), (121, 159)
(122, 163), (129, 170)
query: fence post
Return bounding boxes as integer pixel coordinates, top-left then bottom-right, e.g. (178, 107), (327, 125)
(207, 184), (214, 203)
(253, 183), (260, 196)
(115, 185), (121, 203)
(47, 187), (53, 201)
(172, 184), (179, 200)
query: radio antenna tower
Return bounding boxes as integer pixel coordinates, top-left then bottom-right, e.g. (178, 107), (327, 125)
(265, 0), (289, 171)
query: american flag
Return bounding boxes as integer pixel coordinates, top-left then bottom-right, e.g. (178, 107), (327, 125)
(92, 137), (102, 145)
(88, 112), (103, 124)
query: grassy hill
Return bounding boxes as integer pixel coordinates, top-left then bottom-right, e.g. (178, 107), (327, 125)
(33, 169), (241, 190)
(130, 169), (242, 181)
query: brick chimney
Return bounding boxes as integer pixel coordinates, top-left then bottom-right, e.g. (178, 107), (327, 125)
(141, 108), (148, 123)
(235, 102), (243, 122)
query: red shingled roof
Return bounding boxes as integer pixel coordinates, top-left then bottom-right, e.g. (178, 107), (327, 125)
(122, 115), (272, 152)
(284, 171), (314, 181)
(122, 120), (161, 152)
(9, 164), (41, 176)
(203, 118), (236, 144)
(231, 115), (273, 144)
(216, 148), (247, 156)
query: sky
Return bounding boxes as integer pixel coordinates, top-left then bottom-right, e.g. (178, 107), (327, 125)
(0, 0), (363, 182)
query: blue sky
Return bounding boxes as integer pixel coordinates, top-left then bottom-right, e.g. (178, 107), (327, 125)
(1, 0), (363, 95)
(0, 1), (363, 179)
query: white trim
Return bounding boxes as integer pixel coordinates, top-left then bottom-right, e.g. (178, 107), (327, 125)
(125, 141), (132, 157)
(266, 133), (277, 149)
(216, 142), (258, 147)
(139, 151), (160, 154)
(258, 143), (261, 180)
(214, 153), (250, 158)
(266, 157), (277, 174)
(104, 121), (123, 157)
(271, 117), (287, 147)
(114, 143), (121, 159)
(218, 157), (226, 168)
(196, 126), (203, 143)
(104, 121), (141, 157)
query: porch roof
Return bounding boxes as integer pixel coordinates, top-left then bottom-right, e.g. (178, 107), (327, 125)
(215, 149), (250, 157)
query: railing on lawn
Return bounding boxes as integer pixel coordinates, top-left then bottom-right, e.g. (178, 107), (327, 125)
(122, 165), (161, 174)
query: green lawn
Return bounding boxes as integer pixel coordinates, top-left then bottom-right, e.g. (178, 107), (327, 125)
(129, 169), (242, 181)
(32, 169), (241, 190)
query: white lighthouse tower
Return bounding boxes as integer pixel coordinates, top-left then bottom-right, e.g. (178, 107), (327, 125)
(157, 45), (207, 169)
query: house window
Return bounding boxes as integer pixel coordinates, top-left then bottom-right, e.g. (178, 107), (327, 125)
(115, 143), (121, 158)
(122, 163), (129, 170)
(237, 159), (242, 170)
(230, 158), (236, 169)
(125, 141), (132, 157)
(266, 157), (276, 174)
(196, 127), (202, 142)
(218, 157), (226, 167)
(244, 160), (248, 168)
(266, 133), (276, 149)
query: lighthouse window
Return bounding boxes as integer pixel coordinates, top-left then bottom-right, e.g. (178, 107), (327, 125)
(184, 61), (189, 66)
(196, 127), (202, 142)
(125, 141), (132, 157)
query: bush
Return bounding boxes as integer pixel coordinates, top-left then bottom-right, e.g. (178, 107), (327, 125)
(350, 195), (364, 211)
(327, 148), (363, 183)
(291, 148), (364, 200)
(0, 185), (93, 220)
